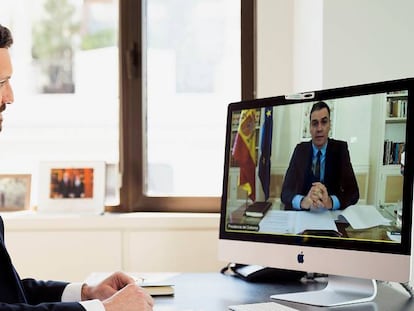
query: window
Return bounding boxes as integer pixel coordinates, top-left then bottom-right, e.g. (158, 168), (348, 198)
(118, 0), (254, 212)
(0, 0), (253, 212)
(0, 0), (119, 207)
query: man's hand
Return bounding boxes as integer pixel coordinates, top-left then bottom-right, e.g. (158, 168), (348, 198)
(309, 182), (332, 209)
(300, 193), (313, 210)
(102, 283), (154, 311)
(302, 183), (332, 210)
(82, 271), (154, 311)
(81, 271), (136, 301)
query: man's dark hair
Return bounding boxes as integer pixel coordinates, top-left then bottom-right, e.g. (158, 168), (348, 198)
(310, 101), (330, 120)
(0, 24), (13, 48)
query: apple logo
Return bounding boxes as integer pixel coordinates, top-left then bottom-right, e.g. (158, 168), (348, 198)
(297, 251), (304, 264)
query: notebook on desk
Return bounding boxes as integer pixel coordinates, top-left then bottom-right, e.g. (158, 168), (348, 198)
(138, 282), (174, 296)
(245, 201), (272, 218)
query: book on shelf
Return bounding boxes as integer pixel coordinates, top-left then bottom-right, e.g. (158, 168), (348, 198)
(383, 140), (405, 165)
(387, 98), (407, 118)
(244, 201), (272, 218)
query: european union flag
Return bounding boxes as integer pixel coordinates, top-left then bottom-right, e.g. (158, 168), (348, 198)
(258, 107), (273, 201)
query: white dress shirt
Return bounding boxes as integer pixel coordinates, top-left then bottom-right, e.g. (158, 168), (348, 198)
(61, 283), (105, 311)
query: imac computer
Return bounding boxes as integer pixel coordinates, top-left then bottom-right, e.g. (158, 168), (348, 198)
(218, 78), (414, 306)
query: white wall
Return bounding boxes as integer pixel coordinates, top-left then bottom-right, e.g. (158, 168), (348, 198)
(292, 0), (323, 92)
(4, 213), (224, 282)
(323, 0), (414, 88)
(256, 0), (294, 98)
(256, 0), (414, 95)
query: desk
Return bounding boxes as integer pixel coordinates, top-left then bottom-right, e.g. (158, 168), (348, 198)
(227, 204), (399, 241)
(152, 273), (413, 311)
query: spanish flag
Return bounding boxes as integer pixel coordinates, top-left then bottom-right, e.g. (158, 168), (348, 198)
(232, 109), (257, 201)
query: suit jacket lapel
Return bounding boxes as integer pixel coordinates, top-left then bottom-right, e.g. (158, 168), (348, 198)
(0, 216), (27, 303)
(324, 139), (337, 187)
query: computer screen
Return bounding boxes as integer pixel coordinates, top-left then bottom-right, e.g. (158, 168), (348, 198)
(218, 78), (414, 306)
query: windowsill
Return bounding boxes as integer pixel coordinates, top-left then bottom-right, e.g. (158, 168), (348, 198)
(1, 210), (220, 231)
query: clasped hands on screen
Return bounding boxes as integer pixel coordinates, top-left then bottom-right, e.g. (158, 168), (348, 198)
(301, 182), (333, 210)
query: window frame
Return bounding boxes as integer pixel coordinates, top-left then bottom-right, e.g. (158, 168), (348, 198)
(114, 0), (255, 213)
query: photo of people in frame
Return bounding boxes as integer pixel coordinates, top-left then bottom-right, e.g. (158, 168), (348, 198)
(49, 168), (94, 199)
(0, 175), (31, 211)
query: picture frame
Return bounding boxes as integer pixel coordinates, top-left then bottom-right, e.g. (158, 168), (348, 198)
(300, 100), (336, 141)
(38, 161), (105, 214)
(0, 174), (31, 212)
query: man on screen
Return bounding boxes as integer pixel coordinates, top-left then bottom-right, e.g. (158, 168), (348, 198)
(0, 24), (153, 311)
(281, 101), (359, 210)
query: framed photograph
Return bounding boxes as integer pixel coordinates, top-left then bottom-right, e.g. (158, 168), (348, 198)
(38, 161), (105, 214)
(0, 174), (31, 212)
(301, 100), (336, 141)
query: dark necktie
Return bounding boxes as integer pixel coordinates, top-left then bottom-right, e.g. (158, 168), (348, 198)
(314, 150), (321, 181)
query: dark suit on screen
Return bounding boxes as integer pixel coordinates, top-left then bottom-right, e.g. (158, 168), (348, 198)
(281, 138), (359, 210)
(0, 216), (84, 310)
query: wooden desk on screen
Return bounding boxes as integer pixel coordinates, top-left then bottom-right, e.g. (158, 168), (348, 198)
(227, 204), (399, 241)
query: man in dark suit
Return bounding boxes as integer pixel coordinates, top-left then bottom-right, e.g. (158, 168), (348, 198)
(58, 171), (74, 198)
(281, 101), (359, 210)
(0, 25), (153, 311)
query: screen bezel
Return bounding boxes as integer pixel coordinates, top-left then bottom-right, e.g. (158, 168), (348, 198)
(219, 78), (414, 257)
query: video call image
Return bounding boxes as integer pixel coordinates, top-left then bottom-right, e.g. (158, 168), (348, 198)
(225, 90), (407, 244)
(49, 168), (94, 199)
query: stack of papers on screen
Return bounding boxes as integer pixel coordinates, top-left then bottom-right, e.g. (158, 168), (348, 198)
(295, 210), (339, 233)
(258, 211), (295, 233)
(258, 210), (338, 234)
(258, 205), (391, 235)
(338, 205), (391, 229)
